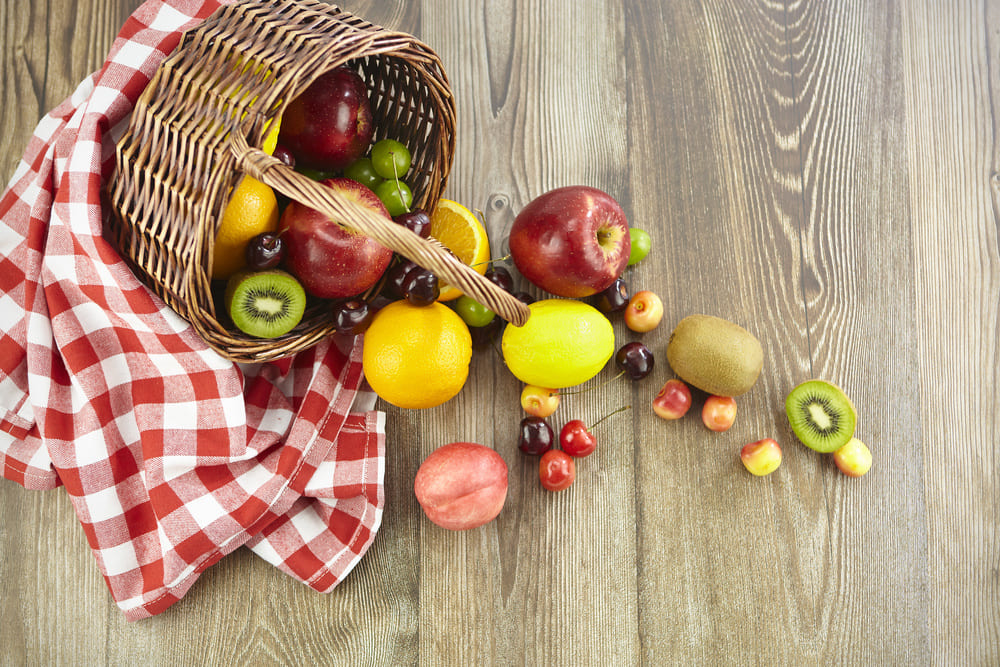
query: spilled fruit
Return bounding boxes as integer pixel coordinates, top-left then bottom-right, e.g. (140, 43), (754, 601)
(785, 379), (856, 453)
(666, 314), (763, 397)
(414, 442), (508, 531)
(501, 299), (615, 389)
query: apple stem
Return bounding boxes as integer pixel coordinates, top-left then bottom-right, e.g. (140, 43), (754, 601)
(589, 404), (632, 431)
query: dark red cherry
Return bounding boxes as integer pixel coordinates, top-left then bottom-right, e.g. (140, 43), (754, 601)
(518, 416), (554, 456)
(615, 341), (654, 380)
(245, 232), (285, 270)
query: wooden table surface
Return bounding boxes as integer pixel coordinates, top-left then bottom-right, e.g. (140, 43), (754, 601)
(2, 0), (998, 664)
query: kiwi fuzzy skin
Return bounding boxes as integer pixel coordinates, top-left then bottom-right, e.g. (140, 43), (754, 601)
(665, 314), (764, 397)
(785, 379), (857, 453)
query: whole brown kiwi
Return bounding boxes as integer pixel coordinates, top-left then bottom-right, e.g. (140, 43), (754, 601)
(665, 314), (764, 396)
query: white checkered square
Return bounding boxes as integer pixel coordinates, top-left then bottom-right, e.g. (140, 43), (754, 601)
(73, 427), (113, 467)
(286, 506), (328, 543)
(0, 294), (22, 340)
(99, 540), (140, 577)
(113, 41), (156, 70)
(232, 463), (271, 497)
(67, 140), (101, 175)
(161, 400), (199, 430)
(183, 491), (228, 529)
(82, 484), (126, 523)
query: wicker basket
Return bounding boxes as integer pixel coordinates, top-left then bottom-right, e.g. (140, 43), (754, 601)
(107, 0), (530, 363)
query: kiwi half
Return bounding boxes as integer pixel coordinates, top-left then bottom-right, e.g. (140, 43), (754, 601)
(785, 379), (856, 452)
(225, 270), (306, 339)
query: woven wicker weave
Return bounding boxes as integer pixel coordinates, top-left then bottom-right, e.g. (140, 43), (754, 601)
(108, 0), (530, 362)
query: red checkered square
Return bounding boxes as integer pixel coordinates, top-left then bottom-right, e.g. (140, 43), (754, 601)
(0, 0), (385, 622)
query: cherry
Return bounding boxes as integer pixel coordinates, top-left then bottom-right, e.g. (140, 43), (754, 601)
(518, 416), (554, 455)
(485, 266), (515, 293)
(272, 145), (296, 169)
(402, 267), (440, 306)
(702, 395), (737, 432)
(539, 450), (575, 491)
(520, 384), (560, 418)
(559, 420), (596, 458)
(558, 405), (630, 458)
(331, 299), (373, 335)
(470, 317), (502, 347)
(393, 209), (432, 238)
(384, 259), (418, 300)
(245, 232), (285, 270)
(615, 341), (654, 380)
(512, 291), (535, 306)
(595, 277), (629, 313)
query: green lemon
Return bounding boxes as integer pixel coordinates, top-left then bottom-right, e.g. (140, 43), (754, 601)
(501, 299), (615, 388)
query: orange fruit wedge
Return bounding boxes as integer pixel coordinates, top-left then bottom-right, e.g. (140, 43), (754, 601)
(427, 199), (491, 301)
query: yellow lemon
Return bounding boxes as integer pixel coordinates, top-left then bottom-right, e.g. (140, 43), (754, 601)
(212, 176), (279, 280)
(363, 300), (473, 409)
(428, 199), (491, 301)
(261, 115), (281, 155)
(501, 299), (615, 388)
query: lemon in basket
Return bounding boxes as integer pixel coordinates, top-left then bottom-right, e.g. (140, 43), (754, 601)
(212, 176), (279, 280)
(428, 199), (490, 301)
(362, 300), (472, 409)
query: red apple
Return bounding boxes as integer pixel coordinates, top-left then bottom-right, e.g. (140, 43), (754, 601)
(832, 437), (872, 477)
(414, 442), (509, 531)
(740, 438), (782, 476)
(278, 177), (393, 299)
(652, 379), (692, 420)
(278, 66), (374, 170)
(509, 186), (631, 297)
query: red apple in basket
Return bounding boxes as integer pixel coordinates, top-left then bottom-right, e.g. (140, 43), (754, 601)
(278, 66), (374, 170)
(508, 186), (631, 297)
(278, 177), (393, 299)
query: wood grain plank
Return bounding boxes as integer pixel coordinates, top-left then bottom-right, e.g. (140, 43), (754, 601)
(415, 0), (639, 664)
(0, 0), (139, 662)
(628, 0), (931, 663)
(903, 0), (1000, 663)
(787, 1), (929, 663)
(626, 1), (818, 663)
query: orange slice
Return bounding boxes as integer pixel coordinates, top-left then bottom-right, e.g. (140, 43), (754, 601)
(428, 198), (491, 301)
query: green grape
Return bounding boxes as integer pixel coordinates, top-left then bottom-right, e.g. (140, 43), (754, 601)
(455, 295), (496, 328)
(370, 139), (412, 179)
(628, 228), (651, 265)
(343, 157), (384, 190)
(375, 178), (413, 217)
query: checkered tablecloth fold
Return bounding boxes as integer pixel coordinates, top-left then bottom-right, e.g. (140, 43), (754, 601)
(0, 0), (385, 621)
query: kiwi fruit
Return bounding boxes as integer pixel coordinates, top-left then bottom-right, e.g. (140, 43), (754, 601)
(785, 379), (857, 452)
(665, 314), (764, 396)
(225, 270), (307, 338)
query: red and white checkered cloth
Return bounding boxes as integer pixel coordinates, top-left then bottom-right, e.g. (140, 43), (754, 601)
(0, 0), (385, 621)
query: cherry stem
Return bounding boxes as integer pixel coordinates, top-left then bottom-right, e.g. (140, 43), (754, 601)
(559, 370), (625, 395)
(389, 152), (412, 214)
(471, 254), (511, 270)
(589, 404), (631, 431)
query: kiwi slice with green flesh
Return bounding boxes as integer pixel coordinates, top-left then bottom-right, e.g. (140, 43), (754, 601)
(785, 379), (857, 452)
(226, 270), (306, 339)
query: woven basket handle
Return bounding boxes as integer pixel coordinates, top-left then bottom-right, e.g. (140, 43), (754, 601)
(228, 133), (531, 327)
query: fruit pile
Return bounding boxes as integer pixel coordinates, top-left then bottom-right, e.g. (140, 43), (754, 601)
(205, 62), (874, 534)
(212, 64), (457, 341)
